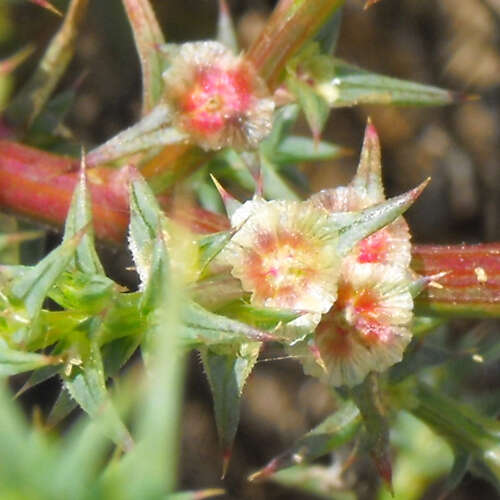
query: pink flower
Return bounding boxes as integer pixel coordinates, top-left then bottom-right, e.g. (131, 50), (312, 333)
(163, 42), (274, 151)
(293, 262), (413, 387)
(291, 121), (419, 386)
(222, 198), (340, 319)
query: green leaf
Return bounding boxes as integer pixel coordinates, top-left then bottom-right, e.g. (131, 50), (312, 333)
(200, 342), (260, 476)
(122, 0), (167, 114)
(260, 154), (301, 201)
(64, 337), (133, 450)
(47, 386), (78, 427)
(271, 135), (346, 165)
(260, 104), (300, 155)
(0, 338), (59, 376)
(318, 59), (457, 108)
(128, 169), (164, 285)
(217, 302), (300, 331)
(86, 105), (182, 166)
(249, 400), (361, 481)
(198, 230), (234, 274)
(335, 179), (429, 256)
(182, 301), (279, 347)
(351, 373), (393, 493)
(287, 73), (330, 142)
(62, 159), (104, 275)
(49, 270), (115, 314)
(9, 227), (84, 319)
(315, 8), (343, 55)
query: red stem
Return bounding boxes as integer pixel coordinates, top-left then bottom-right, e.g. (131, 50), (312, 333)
(0, 140), (498, 318)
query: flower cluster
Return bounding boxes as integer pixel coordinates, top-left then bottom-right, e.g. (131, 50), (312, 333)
(293, 122), (417, 386)
(216, 121), (423, 387)
(163, 41), (275, 151)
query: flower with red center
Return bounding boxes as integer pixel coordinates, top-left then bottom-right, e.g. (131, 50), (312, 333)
(292, 262), (413, 387)
(222, 198), (340, 323)
(163, 41), (274, 151)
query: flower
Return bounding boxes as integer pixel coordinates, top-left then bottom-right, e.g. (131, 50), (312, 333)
(163, 41), (275, 151)
(291, 121), (418, 386)
(221, 198), (341, 317)
(292, 262), (414, 387)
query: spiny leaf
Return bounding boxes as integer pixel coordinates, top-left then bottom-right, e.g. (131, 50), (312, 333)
(286, 73), (330, 143)
(0, 338), (59, 376)
(128, 169), (164, 285)
(63, 158), (104, 275)
(260, 153), (301, 201)
(5, 0), (90, 129)
(49, 270), (115, 314)
(198, 229), (235, 273)
(122, 0), (167, 114)
(271, 135), (347, 165)
(217, 0), (238, 53)
(315, 8), (343, 55)
(182, 301), (279, 347)
(249, 400), (361, 481)
(335, 179), (429, 256)
(261, 104), (300, 155)
(318, 59), (459, 108)
(9, 227), (85, 319)
(351, 119), (384, 201)
(351, 373), (393, 493)
(200, 342), (260, 477)
(28, 0), (62, 16)
(86, 105), (183, 166)
(64, 337), (133, 450)
(47, 386), (78, 427)
(217, 302), (300, 331)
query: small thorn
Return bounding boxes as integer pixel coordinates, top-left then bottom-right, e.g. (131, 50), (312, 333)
(248, 458), (279, 482)
(221, 448), (232, 479)
(309, 342), (327, 374)
(365, 117), (379, 141)
(210, 174), (242, 217)
(29, 0), (63, 16)
(373, 453), (394, 496)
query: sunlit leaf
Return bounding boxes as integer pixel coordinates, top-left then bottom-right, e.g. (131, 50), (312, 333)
(317, 59), (458, 108)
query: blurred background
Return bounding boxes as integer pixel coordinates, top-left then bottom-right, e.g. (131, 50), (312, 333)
(1, 0), (499, 498)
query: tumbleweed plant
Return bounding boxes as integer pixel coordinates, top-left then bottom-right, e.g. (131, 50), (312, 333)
(0, 0), (499, 498)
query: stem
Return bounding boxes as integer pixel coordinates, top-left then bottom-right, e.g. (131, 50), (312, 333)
(412, 244), (500, 318)
(0, 141), (498, 319)
(246, 0), (345, 90)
